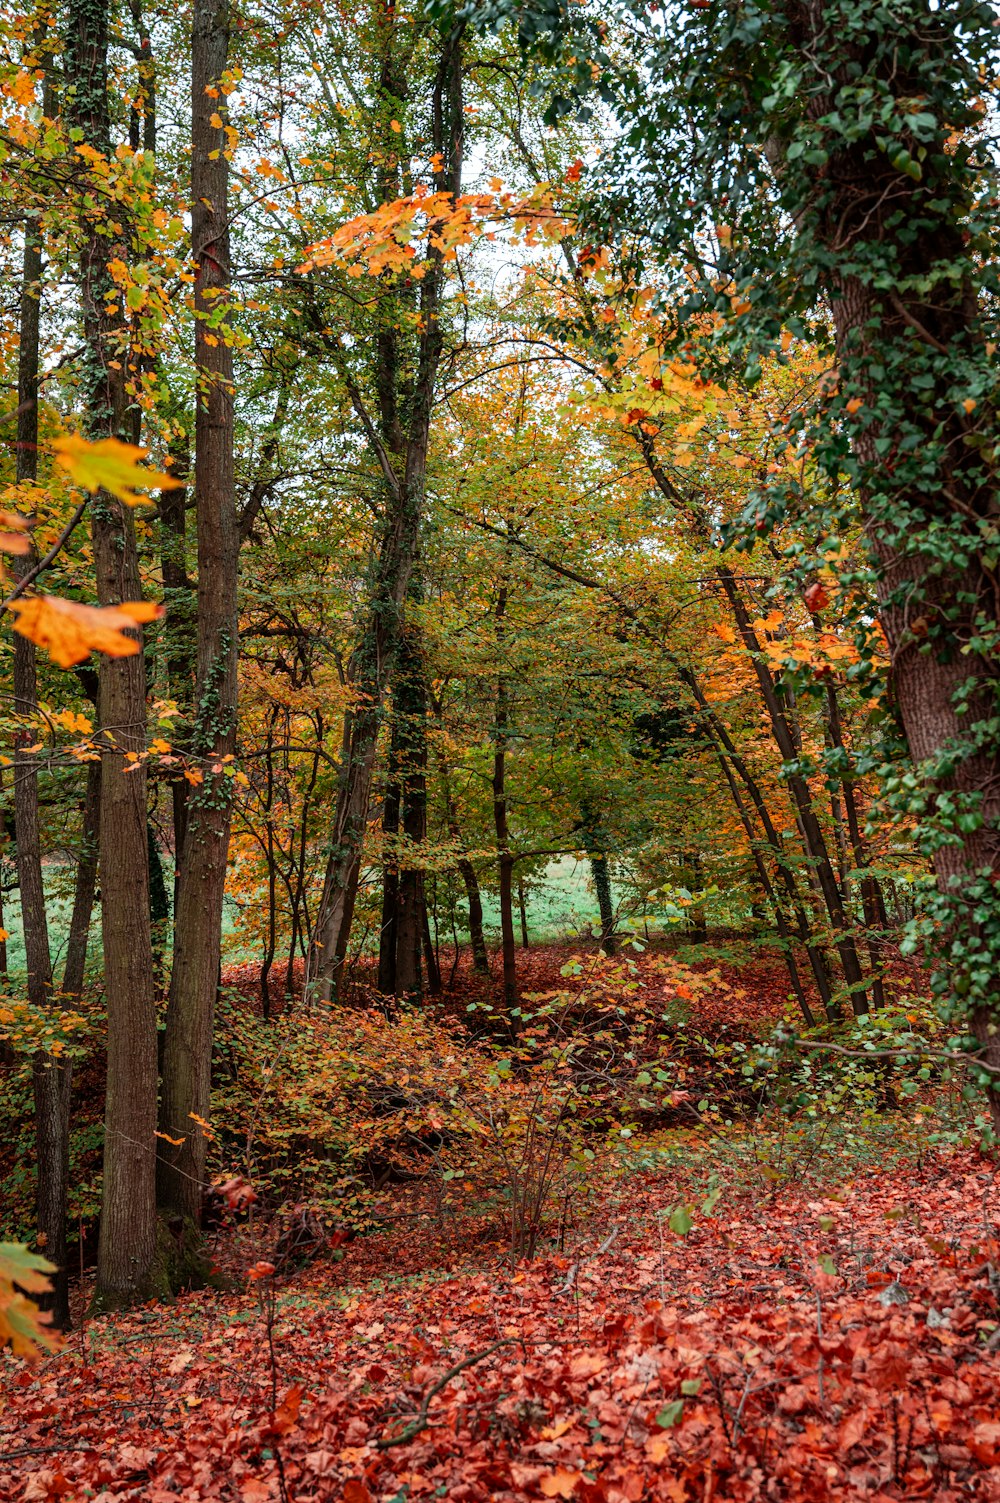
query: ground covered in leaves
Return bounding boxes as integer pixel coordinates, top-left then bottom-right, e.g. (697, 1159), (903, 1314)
(4, 1148), (1000, 1502)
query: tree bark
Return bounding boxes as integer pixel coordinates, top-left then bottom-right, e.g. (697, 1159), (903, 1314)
(61, 761), (102, 1003)
(66, 0), (162, 1311)
(158, 0), (238, 1231)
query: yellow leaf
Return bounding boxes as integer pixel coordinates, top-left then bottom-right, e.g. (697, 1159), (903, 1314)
(154, 1130), (186, 1146)
(7, 596), (164, 669)
(390, 118), (402, 133)
(52, 435), (183, 507)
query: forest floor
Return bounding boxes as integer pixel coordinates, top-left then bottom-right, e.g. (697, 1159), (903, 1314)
(3, 946), (1000, 1502)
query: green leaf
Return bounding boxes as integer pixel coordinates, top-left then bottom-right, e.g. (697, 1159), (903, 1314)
(668, 1205), (693, 1237)
(655, 1400), (685, 1428)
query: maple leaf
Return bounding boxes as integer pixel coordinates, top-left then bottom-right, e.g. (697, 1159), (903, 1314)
(52, 434), (182, 507)
(7, 596), (164, 668)
(804, 580), (830, 612)
(540, 1470), (581, 1498)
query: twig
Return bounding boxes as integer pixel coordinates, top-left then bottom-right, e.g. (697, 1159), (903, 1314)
(0, 1444), (99, 1460)
(375, 1338), (520, 1449)
(1, 496), (90, 609)
(597, 1225), (620, 1256)
(555, 1260), (579, 1296)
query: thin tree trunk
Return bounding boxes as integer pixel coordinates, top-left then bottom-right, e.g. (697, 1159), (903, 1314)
(517, 879), (530, 950)
(431, 714), (489, 974)
(712, 747), (815, 1024)
(15, 176), (71, 1329)
(421, 895), (442, 995)
(394, 620), (428, 999)
(492, 588), (517, 1014)
(62, 761), (102, 1002)
(822, 680), (886, 1009)
(378, 753), (401, 997)
(158, 0), (238, 1232)
(309, 22), (464, 1000)
(580, 802), (616, 954)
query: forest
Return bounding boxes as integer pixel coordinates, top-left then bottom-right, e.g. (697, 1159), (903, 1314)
(3, 0), (1000, 1497)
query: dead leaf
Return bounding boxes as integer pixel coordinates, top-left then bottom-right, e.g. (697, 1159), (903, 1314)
(540, 1469), (581, 1499)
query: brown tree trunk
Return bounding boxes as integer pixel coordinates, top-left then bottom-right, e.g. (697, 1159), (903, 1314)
(62, 761), (102, 1003)
(66, 0), (162, 1311)
(158, 0), (238, 1232)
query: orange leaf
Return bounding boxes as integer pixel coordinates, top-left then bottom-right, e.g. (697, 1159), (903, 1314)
(342, 1482), (372, 1503)
(7, 596), (163, 668)
(266, 1382), (304, 1437)
(0, 513), (30, 555)
(540, 1471), (581, 1499)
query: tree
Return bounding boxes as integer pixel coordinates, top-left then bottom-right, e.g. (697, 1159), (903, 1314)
(306, 9), (467, 1000)
(157, 0), (239, 1238)
(65, 0), (163, 1310)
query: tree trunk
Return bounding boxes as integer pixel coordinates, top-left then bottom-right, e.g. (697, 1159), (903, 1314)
(393, 620), (429, 999)
(580, 802), (616, 954)
(158, 0), (238, 1232)
(421, 894), (442, 995)
(62, 761), (102, 1003)
(378, 754), (401, 997)
(66, 0), (162, 1311)
(15, 179), (71, 1329)
(517, 879), (530, 950)
(309, 21), (464, 1000)
(492, 588), (517, 1014)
